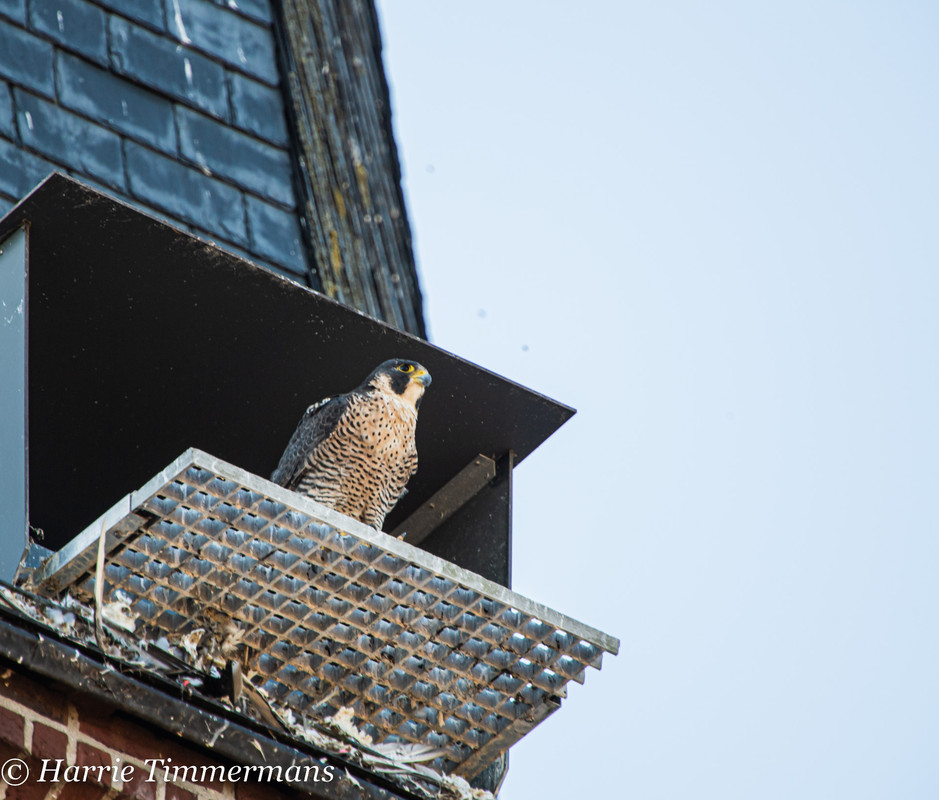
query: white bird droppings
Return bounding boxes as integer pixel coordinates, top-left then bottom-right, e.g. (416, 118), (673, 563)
(171, 0), (192, 44)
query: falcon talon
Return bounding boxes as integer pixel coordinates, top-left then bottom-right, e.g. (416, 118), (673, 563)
(271, 359), (431, 532)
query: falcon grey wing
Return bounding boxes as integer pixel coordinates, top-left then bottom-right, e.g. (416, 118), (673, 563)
(270, 359), (431, 530)
(270, 395), (348, 490)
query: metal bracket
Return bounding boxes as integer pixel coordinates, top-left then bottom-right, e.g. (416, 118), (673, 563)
(391, 454), (496, 545)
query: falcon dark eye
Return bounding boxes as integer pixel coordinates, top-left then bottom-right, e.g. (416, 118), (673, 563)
(397, 364), (415, 373)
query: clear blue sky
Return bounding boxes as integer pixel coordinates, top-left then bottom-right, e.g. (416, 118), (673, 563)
(376, 2), (939, 798)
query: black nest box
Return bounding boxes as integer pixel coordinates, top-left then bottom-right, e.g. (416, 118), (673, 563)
(0, 175), (574, 588)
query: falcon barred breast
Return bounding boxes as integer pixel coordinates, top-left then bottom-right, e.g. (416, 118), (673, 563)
(270, 359), (431, 530)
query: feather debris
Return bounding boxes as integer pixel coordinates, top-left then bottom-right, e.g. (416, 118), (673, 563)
(0, 585), (495, 800)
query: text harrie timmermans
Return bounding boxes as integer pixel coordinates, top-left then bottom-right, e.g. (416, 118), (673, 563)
(35, 757), (336, 784)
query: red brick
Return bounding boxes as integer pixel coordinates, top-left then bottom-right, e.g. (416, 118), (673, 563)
(0, 706), (26, 750)
(0, 740), (24, 763)
(156, 757), (228, 794)
(30, 722), (68, 760)
(77, 718), (151, 763)
(118, 764), (157, 800)
(79, 713), (229, 794)
(235, 783), (264, 800)
(164, 785), (197, 800)
(0, 669), (69, 723)
(56, 784), (111, 800)
(75, 742), (111, 786)
(236, 781), (290, 800)
(5, 779), (53, 800)
(79, 713), (193, 767)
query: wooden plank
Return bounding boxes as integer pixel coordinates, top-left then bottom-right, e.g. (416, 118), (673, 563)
(274, 0), (426, 337)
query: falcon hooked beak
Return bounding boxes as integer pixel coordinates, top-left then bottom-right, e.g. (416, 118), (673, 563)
(410, 369), (432, 388)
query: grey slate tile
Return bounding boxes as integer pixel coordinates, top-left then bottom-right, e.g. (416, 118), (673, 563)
(212, 0), (272, 25)
(165, 0), (279, 85)
(93, 0), (165, 31)
(29, 0), (108, 66)
(246, 193), (307, 275)
(0, 82), (13, 139)
(14, 90), (126, 190)
(229, 71), (288, 145)
(0, 0), (25, 24)
(0, 24), (54, 98)
(0, 136), (58, 198)
(56, 52), (177, 155)
(177, 106), (294, 205)
(125, 141), (247, 244)
(109, 16), (229, 120)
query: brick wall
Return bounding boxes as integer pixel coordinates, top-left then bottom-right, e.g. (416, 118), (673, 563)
(0, 663), (311, 800)
(0, 0), (308, 280)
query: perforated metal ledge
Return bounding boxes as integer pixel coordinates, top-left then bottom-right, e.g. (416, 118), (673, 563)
(27, 449), (619, 777)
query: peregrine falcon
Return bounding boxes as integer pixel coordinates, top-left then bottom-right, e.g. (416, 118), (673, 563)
(270, 359), (431, 530)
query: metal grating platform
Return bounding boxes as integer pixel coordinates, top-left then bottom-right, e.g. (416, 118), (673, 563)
(27, 449), (619, 778)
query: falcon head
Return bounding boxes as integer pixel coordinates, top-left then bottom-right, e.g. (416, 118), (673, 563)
(366, 359), (432, 407)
